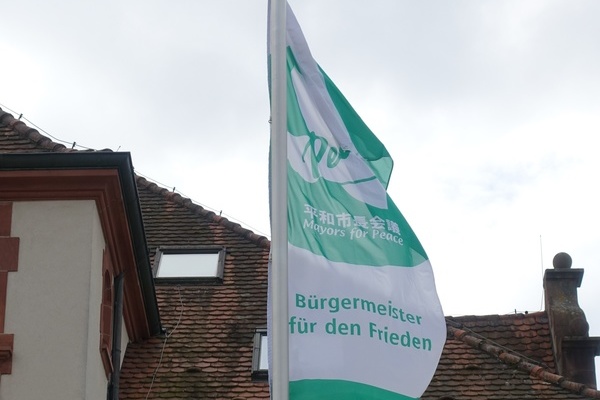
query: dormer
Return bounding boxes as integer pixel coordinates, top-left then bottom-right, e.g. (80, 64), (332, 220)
(0, 152), (161, 400)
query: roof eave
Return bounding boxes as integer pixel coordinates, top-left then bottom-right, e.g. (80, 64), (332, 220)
(0, 152), (162, 337)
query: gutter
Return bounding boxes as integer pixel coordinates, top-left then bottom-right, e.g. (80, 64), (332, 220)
(0, 152), (162, 335)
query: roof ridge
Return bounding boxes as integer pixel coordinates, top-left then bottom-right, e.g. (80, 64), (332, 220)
(135, 175), (271, 249)
(0, 107), (72, 153)
(0, 107), (271, 249)
(447, 310), (546, 321)
(447, 323), (600, 399)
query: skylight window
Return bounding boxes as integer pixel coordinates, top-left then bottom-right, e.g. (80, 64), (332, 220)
(258, 333), (268, 370)
(252, 329), (268, 380)
(154, 247), (225, 280)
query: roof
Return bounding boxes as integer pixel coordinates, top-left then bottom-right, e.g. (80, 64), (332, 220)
(1, 106), (598, 399)
(430, 313), (600, 399)
(121, 176), (271, 399)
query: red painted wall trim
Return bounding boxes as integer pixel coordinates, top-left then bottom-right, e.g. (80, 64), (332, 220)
(0, 272), (8, 333)
(0, 201), (18, 375)
(0, 237), (19, 272)
(100, 250), (115, 378)
(0, 333), (14, 374)
(0, 202), (12, 236)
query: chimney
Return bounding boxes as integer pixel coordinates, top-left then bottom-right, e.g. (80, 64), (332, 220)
(544, 252), (600, 388)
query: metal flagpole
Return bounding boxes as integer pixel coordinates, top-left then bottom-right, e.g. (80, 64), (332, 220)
(269, 0), (289, 399)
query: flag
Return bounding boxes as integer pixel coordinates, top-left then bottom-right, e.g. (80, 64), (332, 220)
(269, 2), (446, 399)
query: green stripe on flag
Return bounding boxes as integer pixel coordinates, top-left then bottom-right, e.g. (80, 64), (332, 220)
(288, 164), (427, 267)
(320, 67), (393, 189)
(290, 379), (418, 400)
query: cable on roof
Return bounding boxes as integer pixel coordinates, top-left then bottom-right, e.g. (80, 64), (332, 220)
(0, 102), (95, 150)
(145, 285), (184, 400)
(135, 170), (271, 239)
(1, 102), (271, 239)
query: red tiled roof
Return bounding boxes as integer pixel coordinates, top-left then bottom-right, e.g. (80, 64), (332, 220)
(425, 313), (600, 399)
(0, 110), (69, 153)
(2, 106), (599, 399)
(136, 176), (270, 251)
(119, 175), (271, 399)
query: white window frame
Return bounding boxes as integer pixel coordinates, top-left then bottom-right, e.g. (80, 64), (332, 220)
(153, 246), (226, 282)
(252, 328), (268, 380)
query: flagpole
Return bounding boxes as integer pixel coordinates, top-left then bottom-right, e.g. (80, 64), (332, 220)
(269, 0), (289, 399)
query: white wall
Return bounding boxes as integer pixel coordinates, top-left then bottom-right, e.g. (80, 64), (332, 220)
(0, 200), (109, 400)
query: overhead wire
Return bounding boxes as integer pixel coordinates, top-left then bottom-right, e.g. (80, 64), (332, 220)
(145, 285), (184, 400)
(0, 102), (95, 149)
(0, 103), (271, 239)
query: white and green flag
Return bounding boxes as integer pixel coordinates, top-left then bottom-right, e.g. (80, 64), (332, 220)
(269, 2), (446, 399)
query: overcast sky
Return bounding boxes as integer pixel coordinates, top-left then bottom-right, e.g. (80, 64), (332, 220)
(2, 0), (599, 373)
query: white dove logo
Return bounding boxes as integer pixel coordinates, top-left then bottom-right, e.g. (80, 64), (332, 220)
(287, 67), (389, 210)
